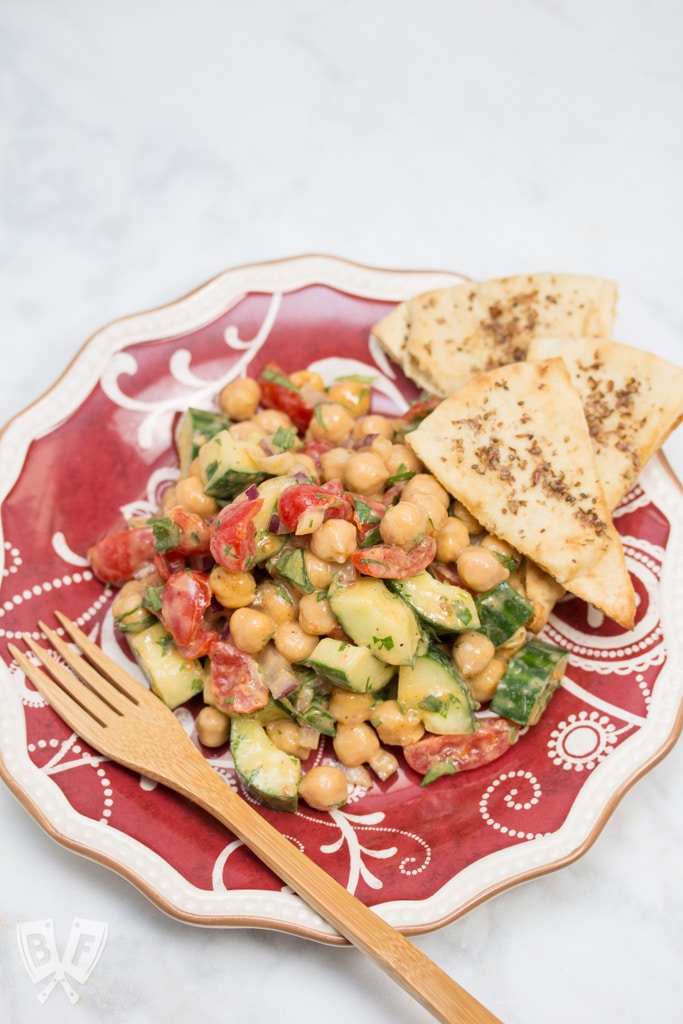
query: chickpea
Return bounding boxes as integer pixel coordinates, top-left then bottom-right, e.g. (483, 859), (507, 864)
(319, 446), (351, 483)
(452, 631), (496, 678)
(326, 379), (371, 418)
(456, 545), (510, 592)
(298, 766), (349, 811)
(468, 657), (507, 704)
(303, 550), (336, 589)
(210, 566), (257, 609)
(219, 377), (261, 420)
(310, 519), (358, 563)
(229, 607), (275, 653)
(402, 473), (450, 509)
(229, 419), (265, 443)
(266, 719), (320, 760)
(371, 699), (425, 746)
(289, 369), (325, 392)
(111, 579), (154, 631)
(480, 533), (519, 567)
(195, 706), (231, 748)
(368, 434), (393, 462)
(418, 493), (449, 534)
(343, 450), (389, 496)
(329, 689), (376, 725)
(253, 408), (294, 435)
(383, 443), (422, 480)
(352, 414), (394, 443)
(252, 580), (298, 624)
(379, 501), (428, 549)
(174, 475), (219, 518)
(298, 592), (339, 636)
(273, 621), (319, 662)
(333, 721), (381, 768)
(450, 500), (483, 534)
(308, 402), (355, 444)
(434, 517), (470, 562)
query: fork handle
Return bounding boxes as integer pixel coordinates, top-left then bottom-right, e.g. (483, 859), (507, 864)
(162, 745), (501, 1024)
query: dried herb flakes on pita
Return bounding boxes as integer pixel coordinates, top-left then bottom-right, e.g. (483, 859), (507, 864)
(527, 336), (683, 510)
(406, 358), (635, 628)
(372, 273), (618, 397)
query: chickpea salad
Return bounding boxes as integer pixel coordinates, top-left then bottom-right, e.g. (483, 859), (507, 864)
(88, 363), (569, 814)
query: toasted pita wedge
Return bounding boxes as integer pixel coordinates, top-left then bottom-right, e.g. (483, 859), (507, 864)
(371, 301), (410, 365)
(527, 337), (683, 509)
(406, 358), (635, 628)
(524, 561), (567, 633)
(370, 300), (437, 392)
(392, 273), (617, 397)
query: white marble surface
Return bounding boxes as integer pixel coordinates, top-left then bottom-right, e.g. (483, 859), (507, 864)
(1, 1), (683, 1022)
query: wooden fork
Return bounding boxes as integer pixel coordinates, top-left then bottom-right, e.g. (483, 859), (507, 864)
(9, 613), (502, 1024)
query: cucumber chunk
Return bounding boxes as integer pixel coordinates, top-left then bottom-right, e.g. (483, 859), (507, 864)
(490, 637), (569, 725)
(305, 637), (397, 693)
(128, 622), (208, 710)
(176, 407), (233, 476)
(474, 581), (534, 647)
(328, 575), (424, 666)
(398, 645), (476, 735)
(251, 474), (297, 562)
(388, 572), (479, 634)
(198, 429), (267, 500)
(230, 717), (302, 812)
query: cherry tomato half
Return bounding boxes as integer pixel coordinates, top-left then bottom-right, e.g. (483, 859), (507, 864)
(403, 717), (519, 777)
(160, 569), (217, 658)
(208, 640), (271, 714)
(351, 536), (437, 579)
(210, 498), (264, 572)
(153, 550), (187, 581)
(405, 396), (442, 424)
(276, 479), (353, 533)
(258, 363), (313, 433)
(168, 507), (212, 555)
(87, 526), (156, 585)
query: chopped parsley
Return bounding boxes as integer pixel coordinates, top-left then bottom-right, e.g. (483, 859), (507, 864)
(421, 761), (458, 786)
(271, 425), (297, 450)
(149, 516), (181, 552)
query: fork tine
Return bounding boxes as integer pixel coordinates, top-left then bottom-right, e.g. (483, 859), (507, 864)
(21, 634), (123, 728)
(37, 620), (130, 717)
(8, 643), (109, 743)
(54, 611), (146, 704)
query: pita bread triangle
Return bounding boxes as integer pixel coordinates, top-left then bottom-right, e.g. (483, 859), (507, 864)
(371, 301), (409, 363)
(406, 357), (635, 628)
(370, 300), (437, 392)
(527, 336), (683, 510)
(372, 273), (618, 397)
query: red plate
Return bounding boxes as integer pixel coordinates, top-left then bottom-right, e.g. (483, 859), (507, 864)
(1, 255), (682, 941)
